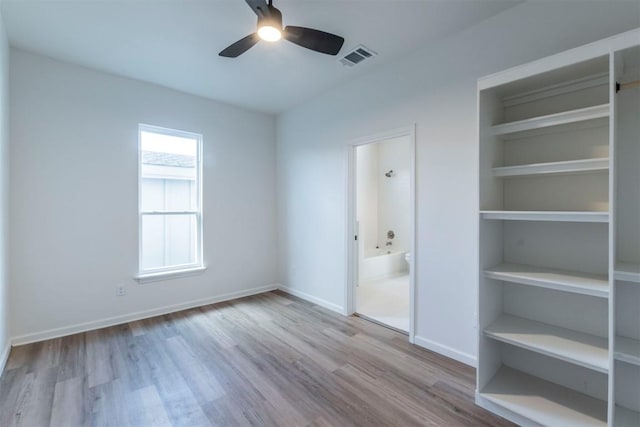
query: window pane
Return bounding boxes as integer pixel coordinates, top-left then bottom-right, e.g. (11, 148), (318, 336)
(141, 214), (198, 270)
(141, 131), (198, 211)
(141, 177), (196, 211)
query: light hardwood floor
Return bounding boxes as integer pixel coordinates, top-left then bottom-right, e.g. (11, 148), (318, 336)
(0, 291), (513, 426)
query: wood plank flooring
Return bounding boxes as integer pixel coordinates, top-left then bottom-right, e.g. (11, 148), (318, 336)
(0, 291), (513, 427)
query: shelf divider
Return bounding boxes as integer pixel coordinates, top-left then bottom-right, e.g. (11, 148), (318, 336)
(484, 263), (608, 298)
(492, 104), (610, 136)
(484, 314), (609, 373)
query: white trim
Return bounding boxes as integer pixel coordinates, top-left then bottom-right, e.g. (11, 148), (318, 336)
(345, 145), (356, 318)
(11, 285), (277, 346)
(607, 51), (617, 427)
(414, 335), (477, 367)
(135, 266), (207, 284)
(278, 285), (344, 314)
(408, 126), (416, 344)
(139, 123), (203, 141)
(347, 126), (417, 147)
(0, 342), (10, 376)
(345, 125), (417, 343)
(141, 211), (199, 215)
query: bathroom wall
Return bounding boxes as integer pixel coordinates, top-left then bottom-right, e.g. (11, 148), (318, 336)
(356, 136), (411, 258)
(377, 136), (411, 254)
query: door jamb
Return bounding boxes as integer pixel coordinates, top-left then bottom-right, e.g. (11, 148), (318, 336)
(345, 125), (417, 343)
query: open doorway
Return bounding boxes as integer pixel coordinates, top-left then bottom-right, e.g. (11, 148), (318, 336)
(347, 127), (415, 338)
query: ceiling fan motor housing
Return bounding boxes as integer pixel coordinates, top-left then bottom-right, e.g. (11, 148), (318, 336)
(259, 5), (283, 31)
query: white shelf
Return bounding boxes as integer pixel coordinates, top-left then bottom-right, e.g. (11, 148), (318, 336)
(484, 314), (609, 373)
(480, 210), (609, 222)
(480, 367), (608, 427)
(615, 263), (640, 283)
(616, 405), (640, 427)
(492, 104), (610, 136)
(615, 336), (640, 366)
(484, 263), (609, 298)
(493, 158), (609, 177)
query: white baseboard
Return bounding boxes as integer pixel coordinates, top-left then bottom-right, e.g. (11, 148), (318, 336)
(278, 285), (344, 314)
(11, 285), (278, 346)
(414, 335), (477, 367)
(0, 341), (10, 375)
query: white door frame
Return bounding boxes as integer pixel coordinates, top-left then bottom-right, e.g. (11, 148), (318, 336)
(345, 125), (416, 343)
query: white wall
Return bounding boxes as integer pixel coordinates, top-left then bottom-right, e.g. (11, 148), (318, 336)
(377, 136), (411, 254)
(276, 2), (640, 365)
(10, 50), (278, 341)
(0, 11), (10, 366)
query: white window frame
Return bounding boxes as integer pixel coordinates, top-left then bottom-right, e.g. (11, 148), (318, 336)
(137, 124), (204, 282)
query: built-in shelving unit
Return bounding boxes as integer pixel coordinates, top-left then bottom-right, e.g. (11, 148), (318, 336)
(480, 210), (609, 222)
(492, 158), (609, 177)
(477, 29), (640, 426)
(484, 263), (609, 298)
(485, 315), (609, 372)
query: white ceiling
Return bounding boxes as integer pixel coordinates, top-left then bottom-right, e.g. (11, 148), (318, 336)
(1, 0), (520, 113)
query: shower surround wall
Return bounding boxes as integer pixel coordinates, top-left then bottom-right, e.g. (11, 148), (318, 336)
(356, 136), (411, 281)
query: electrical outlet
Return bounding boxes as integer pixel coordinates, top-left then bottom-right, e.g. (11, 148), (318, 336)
(116, 285), (126, 296)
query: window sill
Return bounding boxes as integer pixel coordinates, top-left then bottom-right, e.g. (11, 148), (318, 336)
(135, 266), (207, 284)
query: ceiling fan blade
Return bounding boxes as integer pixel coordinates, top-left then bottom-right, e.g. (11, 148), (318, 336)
(283, 26), (344, 55)
(244, 0), (271, 18)
(219, 33), (260, 58)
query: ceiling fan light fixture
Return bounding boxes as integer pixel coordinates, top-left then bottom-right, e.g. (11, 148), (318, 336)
(257, 4), (283, 42)
(219, 0), (344, 58)
(258, 25), (282, 42)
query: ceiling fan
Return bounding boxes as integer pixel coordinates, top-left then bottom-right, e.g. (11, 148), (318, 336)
(219, 0), (345, 58)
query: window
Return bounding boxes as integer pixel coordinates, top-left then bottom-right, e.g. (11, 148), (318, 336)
(138, 124), (203, 278)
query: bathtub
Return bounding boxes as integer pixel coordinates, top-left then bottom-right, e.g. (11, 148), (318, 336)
(359, 249), (408, 283)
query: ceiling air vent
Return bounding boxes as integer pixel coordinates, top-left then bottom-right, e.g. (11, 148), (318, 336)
(340, 45), (377, 67)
